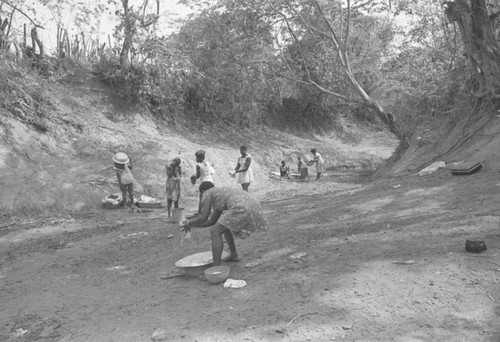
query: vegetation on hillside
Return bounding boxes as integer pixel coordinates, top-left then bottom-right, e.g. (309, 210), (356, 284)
(1, 0), (500, 153)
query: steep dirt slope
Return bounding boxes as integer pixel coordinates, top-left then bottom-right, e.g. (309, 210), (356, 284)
(381, 109), (500, 176)
(0, 72), (397, 219)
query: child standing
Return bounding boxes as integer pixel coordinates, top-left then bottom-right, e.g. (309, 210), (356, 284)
(113, 152), (136, 207)
(190, 150), (216, 215)
(297, 156), (309, 181)
(232, 145), (253, 191)
(166, 158), (182, 220)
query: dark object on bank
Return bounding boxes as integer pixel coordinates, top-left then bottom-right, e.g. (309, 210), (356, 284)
(465, 239), (487, 253)
(450, 161), (482, 175)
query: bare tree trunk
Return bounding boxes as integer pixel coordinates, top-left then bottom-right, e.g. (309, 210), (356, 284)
(81, 32), (86, 60)
(6, 7), (15, 48)
(30, 27), (43, 56)
(23, 23), (26, 55)
(73, 34), (79, 59)
(445, 0), (500, 99)
(119, 0), (132, 66)
(311, 0), (396, 133)
(57, 25), (65, 58)
(64, 29), (70, 58)
(0, 16), (5, 49)
(30, 26), (36, 54)
(56, 26), (60, 56)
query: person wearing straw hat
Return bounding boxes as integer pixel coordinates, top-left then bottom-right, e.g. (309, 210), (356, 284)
(113, 152), (136, 207)
(190, 150), (216, 216)
(180, 186), (268, 266)
(166, 157), (182, 221)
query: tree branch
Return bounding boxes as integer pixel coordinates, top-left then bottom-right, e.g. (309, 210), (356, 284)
(3, 1), (44, 29)
(311, 0), (345, 66)
(280, 12), (315, 85)
(344, 0), (351, 51)
(263, 68), (358, 103)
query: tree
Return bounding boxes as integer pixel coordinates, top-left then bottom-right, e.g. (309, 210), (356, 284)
(115, 0), (160, 66)
(174, 4), (277, 125)
(265, 0), (397, 132)
(0, 0), (45, 56)
(175, 0), (400, 131)
(444, 0), (500, 99)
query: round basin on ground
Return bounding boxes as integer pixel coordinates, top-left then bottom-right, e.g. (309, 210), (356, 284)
(175, 251), (229, 277)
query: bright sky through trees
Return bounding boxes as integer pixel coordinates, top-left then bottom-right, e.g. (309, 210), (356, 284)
(27, 0), (192, 52)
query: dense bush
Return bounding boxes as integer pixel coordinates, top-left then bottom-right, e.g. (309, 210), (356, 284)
(93, 38), (191, 121)
(0, 54), (55, 132)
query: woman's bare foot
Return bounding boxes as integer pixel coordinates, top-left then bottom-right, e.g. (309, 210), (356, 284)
(222, 254), (241, 262)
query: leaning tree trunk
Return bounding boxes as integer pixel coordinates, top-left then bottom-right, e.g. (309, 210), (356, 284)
(445, 0), (500, 99)
(119, 0), (135, 66)
(311, 0), (396, 134)
(30, 27), (43, 57)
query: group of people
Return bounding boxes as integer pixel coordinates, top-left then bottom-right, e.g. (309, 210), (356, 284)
(111, 146), (323, 269)
(280, 148), (325, 181)
(112, 145), (255, 210)
(112, 145), (266, 267)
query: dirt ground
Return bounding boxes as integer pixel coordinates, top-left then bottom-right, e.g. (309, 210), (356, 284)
(1, 73), (499, 342)
(1, 165), (499, 342)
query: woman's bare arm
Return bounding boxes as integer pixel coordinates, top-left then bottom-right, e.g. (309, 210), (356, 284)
(188, 200), (212, 226)
(236, 156), (252, 173)
(193, 210), (222, 228)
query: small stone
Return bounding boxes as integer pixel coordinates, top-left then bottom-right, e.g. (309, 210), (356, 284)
(167, 234), (174, 239)
(13, 328), (28, 337)
(465, 239), (487, 253)
(245, 261), (260, 268)
(289, 252), (307, 260)
(151, 329), (168, 341)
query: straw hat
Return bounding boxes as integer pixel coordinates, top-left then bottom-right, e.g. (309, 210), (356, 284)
(113, 152), (129, 164)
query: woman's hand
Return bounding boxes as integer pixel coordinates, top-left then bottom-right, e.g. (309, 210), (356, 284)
(179, 220), (191, 233)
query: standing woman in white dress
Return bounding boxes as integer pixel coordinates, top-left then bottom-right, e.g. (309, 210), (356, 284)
(233, 145), (253, 191)
(307, 148), (325, 180)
